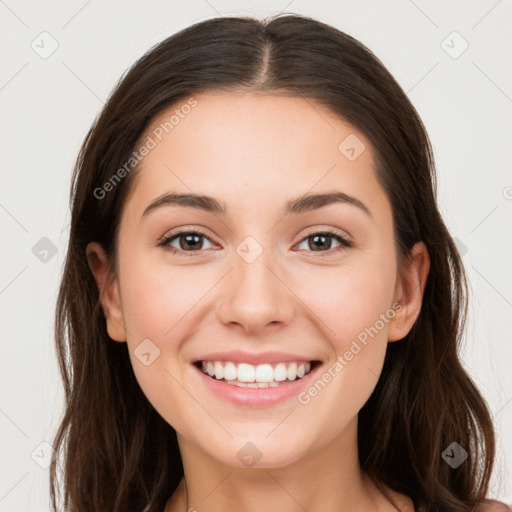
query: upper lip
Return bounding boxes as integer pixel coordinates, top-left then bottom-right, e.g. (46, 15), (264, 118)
(192, 351), (319, 365)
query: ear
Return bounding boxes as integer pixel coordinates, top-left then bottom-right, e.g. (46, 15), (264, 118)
(387, 241), (430, 342)
(85, 242), (127, 342)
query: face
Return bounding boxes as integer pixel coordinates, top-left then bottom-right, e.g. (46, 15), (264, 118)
(87, 90), (428, 469)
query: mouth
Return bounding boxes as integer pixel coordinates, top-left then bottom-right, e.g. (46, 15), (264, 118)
(193, 360), (322, 388)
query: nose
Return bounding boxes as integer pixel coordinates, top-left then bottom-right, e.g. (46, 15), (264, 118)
(217, 246), (296, 335)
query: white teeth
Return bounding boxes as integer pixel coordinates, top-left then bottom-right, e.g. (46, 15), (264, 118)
(200, 360), (315, 383)
(274, 363), (288, 381)
(255, 364), (274, 383)
(224, 378), (298, 388)
(223, 362), (237, 380)
(237, 363), (256, 382)
(214, 361), (224, 380)
(286, 363), (297, 381)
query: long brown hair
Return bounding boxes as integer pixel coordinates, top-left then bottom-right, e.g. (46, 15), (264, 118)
(50, 13), (496, 511)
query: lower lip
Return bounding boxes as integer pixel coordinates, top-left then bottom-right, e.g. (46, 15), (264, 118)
(193, 363), (320, 407)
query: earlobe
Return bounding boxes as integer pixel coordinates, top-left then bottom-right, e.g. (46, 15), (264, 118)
(85, 242), (127, 342)
(387, 241), (430, 342)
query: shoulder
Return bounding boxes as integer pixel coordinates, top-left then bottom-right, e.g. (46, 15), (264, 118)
(475, 499), (512, 512)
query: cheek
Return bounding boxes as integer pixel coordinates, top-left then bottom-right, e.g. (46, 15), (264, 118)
(292, 266), (393, 423)
(119, 259), (209, 427)
(297, 258), (396, 346)
(120, 258), (213, 342)
(293, 256), (396, 405)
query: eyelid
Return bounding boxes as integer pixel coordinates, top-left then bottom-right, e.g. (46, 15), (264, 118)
(299, 225), (352, 242)
(158, 225), (215, 243)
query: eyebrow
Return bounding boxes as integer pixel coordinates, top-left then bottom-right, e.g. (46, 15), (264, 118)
(141, 190), (371, 219)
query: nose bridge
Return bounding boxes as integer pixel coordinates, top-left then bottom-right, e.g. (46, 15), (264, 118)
(218, 236), (294, 332)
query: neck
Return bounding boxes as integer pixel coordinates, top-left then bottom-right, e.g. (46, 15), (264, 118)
(165, 419), (410, 512)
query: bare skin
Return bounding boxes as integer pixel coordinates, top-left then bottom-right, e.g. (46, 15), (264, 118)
(163, 473), (416, 512)
(87, 90), (430, 512)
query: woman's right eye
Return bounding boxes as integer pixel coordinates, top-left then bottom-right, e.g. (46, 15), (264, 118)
(159, 230), (216, 256)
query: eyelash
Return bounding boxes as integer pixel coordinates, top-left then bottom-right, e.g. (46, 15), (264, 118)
(158, 227), (353, 257)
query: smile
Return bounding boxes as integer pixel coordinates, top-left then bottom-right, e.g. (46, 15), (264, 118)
(196, 360), (319, 388)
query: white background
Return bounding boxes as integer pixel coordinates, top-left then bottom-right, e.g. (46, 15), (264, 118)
(1, 0), (511, 509)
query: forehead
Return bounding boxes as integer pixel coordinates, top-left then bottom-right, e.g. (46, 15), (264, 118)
(124, 90), (388, 220)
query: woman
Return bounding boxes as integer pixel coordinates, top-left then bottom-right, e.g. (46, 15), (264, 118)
(50, 13), (510, 512)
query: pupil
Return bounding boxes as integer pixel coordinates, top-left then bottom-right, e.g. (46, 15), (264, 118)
(310, 234), (330, 251)
(182, 234), (202, 250)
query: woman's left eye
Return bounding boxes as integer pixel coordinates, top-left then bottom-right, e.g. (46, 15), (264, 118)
(159, 229), (352, 256)
(295, 231), (353, 254)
